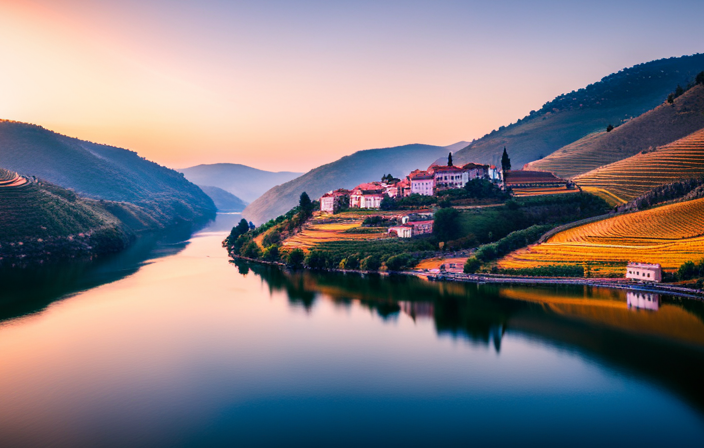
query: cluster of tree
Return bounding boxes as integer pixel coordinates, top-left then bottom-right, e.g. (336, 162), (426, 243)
(463, 225), (553, 273)
(381, 173), (400, 183)
(494, 265), (585, 278)
(667, 70), (704, 104)
(677, 258), (704, 283)
(617, 177), (704, 213)
(225, 192), (317, 262)
(382, 193), (437, 210)
(362, 216), (398, 227)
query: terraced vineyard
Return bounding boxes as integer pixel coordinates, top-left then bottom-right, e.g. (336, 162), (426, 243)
(573, 128), (704, 202)
(511, 187), (578, 197)
(526, 84), (704, 179)
(498, 197), (704, 275)
(281, 212), (393, 250)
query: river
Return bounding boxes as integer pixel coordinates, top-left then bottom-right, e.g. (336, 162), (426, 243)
(1, 213), (703, 447)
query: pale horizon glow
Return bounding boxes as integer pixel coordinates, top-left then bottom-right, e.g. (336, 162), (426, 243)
(1, 0), (703, 172)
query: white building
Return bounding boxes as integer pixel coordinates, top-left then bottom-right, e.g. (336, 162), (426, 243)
(409, 170), (435, 196)
(388, 225), (413, 238)
(626, 262), (662, 283)
(349, 183), (385, 209)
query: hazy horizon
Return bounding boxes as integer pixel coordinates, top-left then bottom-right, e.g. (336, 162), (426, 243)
(1, 0), (703, 172)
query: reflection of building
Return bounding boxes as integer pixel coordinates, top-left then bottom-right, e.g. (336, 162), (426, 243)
(627, 291), (660, 311)
(626, 262), (662, 283)
(399, 301), (434, 321)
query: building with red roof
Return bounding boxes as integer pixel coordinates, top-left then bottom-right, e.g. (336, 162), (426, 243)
(350, 182), (385, 209)
(320, 189), (350, 213)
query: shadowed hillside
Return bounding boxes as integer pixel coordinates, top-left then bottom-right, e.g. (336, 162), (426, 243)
(527, 84), (704, 179)
(453, 54), (704, 168)
(198, 185), (247, 212)
(178, 163), (302, 203)
(0, 120), (216, 228)
(243, 143), (449, 224)
(0, 168), (133, 265)
(573, 127), (704, 202)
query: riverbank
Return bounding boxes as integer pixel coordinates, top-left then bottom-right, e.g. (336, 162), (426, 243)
(228, 253), (704, 301)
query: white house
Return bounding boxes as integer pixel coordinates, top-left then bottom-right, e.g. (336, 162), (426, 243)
(409, 170), (435, 196)
(350, 183), (385, 209)
(388, 225), (413, 238)
(320, 189), (350, 213)
(626, 262), (662, 283)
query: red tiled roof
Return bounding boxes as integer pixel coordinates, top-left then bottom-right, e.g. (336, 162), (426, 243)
(409, 169), (434, 180)
(432, 165), (465, 173)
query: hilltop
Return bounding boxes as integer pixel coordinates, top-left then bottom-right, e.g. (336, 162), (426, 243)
(242, 143), (452, 224)
(527, 84), (704, 179)
(178, 163), (302, 203)
(452, 54), (704, 168)
(0, 120), (216, 228)
(0, 168), (132, 265)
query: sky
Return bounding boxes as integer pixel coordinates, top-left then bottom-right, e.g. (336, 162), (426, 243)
(1, 0), (703, 172)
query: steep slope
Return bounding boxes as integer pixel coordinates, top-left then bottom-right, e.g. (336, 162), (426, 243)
(572, 128), (704, 202)
(243, 143), (449, 224)
(499, 197), (704, 275)
(527, 84), (704, 179)
(198, 185), (247, 212)
(0, 168), (132, 265)
(178, 163), (302, 203)
(453, 54), (704, 169)
(0, 120), (216, 227)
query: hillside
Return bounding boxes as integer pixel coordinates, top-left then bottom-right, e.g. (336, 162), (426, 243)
(572, 128), (704, 203)
(0, 168), (132, 265)
(178, 163), (302, 203)
(527, 84), (704, 179)
(499, 197), (704, 275)
(242, 143), (449, 224)
(0, 120), (216, 228)
(452, 54), (704, 169)
(198, 185), (247, 212)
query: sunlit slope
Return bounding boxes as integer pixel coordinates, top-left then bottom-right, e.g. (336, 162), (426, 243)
(0, 120), (215, 227)
(526, 84), (704, 178)
(572, 128), (704, 202)
(499, 198), (704, 274)
(453, 54), (704, 169)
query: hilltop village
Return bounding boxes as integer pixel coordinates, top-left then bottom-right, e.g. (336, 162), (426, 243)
(319, 152), (575, 238)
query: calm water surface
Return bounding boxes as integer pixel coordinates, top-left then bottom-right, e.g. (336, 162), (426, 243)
(1, 214), (703, 447)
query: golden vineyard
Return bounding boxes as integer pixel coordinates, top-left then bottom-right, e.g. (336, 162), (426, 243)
(499, 197), (704, 275)
(574, 128), (704, 203)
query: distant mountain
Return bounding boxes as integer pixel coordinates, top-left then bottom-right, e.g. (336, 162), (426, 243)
(178, 164), (302, 203)
(526, 84), (704, 178)
(453, 53), (704, 169)
(198, 185), (247, 212)
(0, 120), (216, 228)
(243, 143), (449, 224)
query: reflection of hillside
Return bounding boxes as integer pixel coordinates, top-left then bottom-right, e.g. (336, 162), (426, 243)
(240, 262), (704, 414)
(0, 222), (199, 323)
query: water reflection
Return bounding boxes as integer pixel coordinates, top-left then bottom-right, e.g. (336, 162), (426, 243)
(0, 219), (208, 323)
(239, 261), (704, 414)
(628, 291), (660, 311)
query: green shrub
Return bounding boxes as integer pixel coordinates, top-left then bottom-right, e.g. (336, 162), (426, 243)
(305, 250), (329, 269)
(287, 248), (305, 269)
(361, 255), (381, 271)
(464, 257), (482, 274)
(385, 254), (414, 271)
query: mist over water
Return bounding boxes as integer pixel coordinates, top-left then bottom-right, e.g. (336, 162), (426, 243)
(0, 214), (703, 447)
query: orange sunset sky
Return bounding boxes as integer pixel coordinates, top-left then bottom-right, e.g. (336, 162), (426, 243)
(1, 0), (703, 172)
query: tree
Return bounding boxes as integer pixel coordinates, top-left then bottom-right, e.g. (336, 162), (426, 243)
(360, 255), (381, 271)
(248, 221), (256, 230)
(380, 195), (396, 211)
(501, 147), (511, 173)
(448, 152), (453, 166)
(226, 218), (251, 246)
(463, 257), (482, 274)
(697, 71), (704, 85)
(433, 207), (460, 242)
(675, 84), (684, 97)
(606, 124), (614, 132)
(667, 93), (675, 104)
(305, 250), (328, 269)
(299, 192), (313, 214)
(287, 249), (305, 268)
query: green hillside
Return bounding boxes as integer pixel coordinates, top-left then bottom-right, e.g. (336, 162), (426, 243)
(0, 168), (132, 265)
(0, 120), (216, 227)
(243, 143), (449, 224)
(526, 84), (704, 178)
(453, 53), (704, 169)
(198, 185), (247, 212)
(178, 163), (302, 203)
